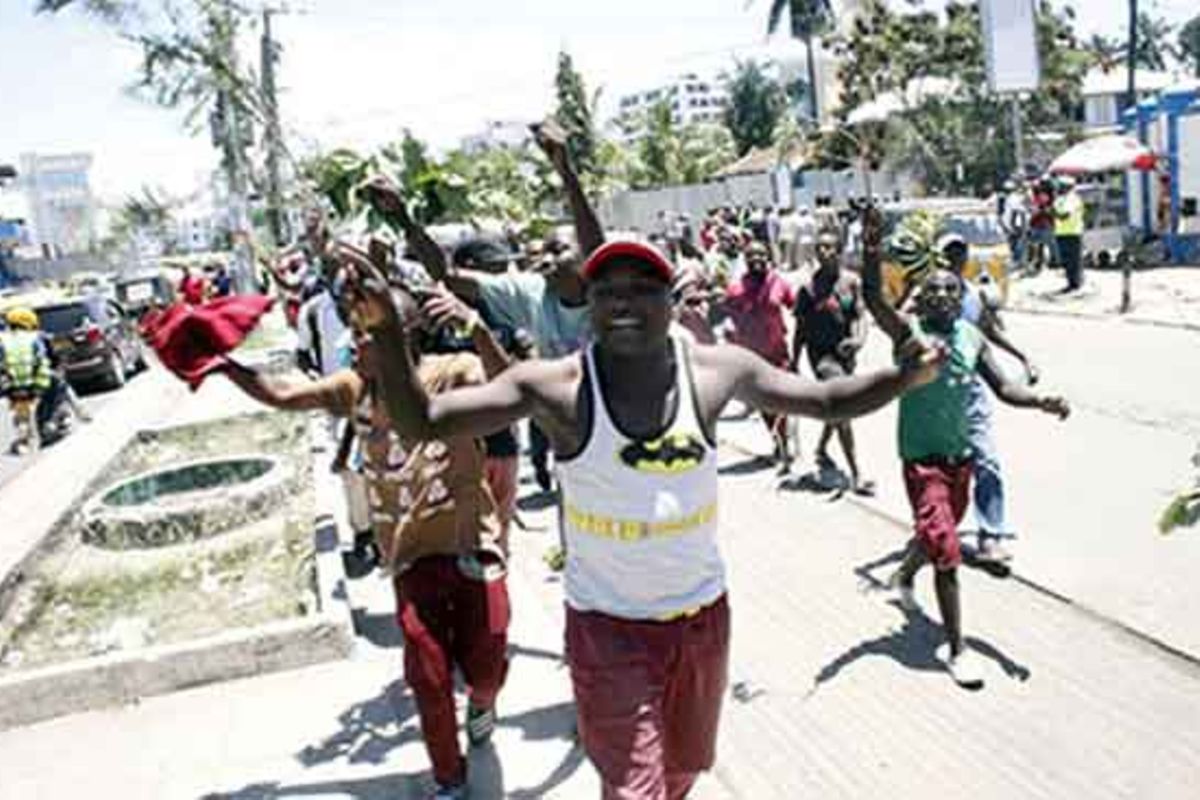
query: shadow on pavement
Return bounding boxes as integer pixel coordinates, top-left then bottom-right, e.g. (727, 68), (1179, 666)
(806, 549), (1033, 692)
(200, 772), (429, 799)
(352, 609), (404, 649)
(499, 700), (588, 798)
(717, 455), (775, 476)
(294, 680), (420, 767)
(516, 490), (558, 513)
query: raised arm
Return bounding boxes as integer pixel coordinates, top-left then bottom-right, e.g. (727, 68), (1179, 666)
(359, 178), (481, 302)
(977, 343), (1067, 417)
(532, 119), (604, 258)
(421, 285), (512, 380)
(860, 206), (911, 345)
(343, 256), (539, 442)
(724, 344), (939, 423)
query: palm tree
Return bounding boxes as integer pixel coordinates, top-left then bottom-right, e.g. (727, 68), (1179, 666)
(765, 0), (834, 124)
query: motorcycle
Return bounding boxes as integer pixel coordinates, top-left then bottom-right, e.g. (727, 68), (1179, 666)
(6, 388), (42, 455)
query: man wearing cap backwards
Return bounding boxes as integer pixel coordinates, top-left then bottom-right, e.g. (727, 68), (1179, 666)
(352, 165), (943, 798)
(938, 233), (1039, 565)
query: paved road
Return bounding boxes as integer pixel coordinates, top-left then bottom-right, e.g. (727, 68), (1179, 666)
(3, 441), (1198, 798)
(0, 379), (129, 489)
(724, 308), (1200, 659)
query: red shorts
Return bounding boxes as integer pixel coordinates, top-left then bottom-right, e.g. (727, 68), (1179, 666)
(566, 596), (730, 800)
(903, 459), (973, 570)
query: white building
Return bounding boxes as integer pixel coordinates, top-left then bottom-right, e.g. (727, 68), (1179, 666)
(460, 120), (530, 153)
(1081, 66), (1176, 131)
(16, 152), (96, 257)
(615, 73), (729, 142)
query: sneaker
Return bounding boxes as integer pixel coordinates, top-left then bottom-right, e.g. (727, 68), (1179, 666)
(976, 535), (1013, 564)
(432, 782), (468, 799)
(466, 702), (496, 747)
(936, 644), (985, 690)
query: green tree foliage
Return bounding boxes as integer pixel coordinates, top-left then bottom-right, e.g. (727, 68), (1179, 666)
(1131, 12), (1179, 72)
(1177, 15), (1200, 77)
(627, 101), (736, 189)
(553, 50), (597, 178)
(823, 0), (1090, 195)
(723, 60), (786, 157)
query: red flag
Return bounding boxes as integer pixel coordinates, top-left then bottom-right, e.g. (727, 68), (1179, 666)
(143, 294), (275, 390)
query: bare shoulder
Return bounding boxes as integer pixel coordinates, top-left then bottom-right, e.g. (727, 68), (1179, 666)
(689, 342), (755, 382)
(508, 354), (584, 402)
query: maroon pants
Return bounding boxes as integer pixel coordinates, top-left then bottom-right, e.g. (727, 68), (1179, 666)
(903, 459), (973, 570)
(394, 556), (510, 786)
(566, 596), (730, 800)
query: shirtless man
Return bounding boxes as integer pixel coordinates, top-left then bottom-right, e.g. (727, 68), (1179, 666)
(792, 224), (871, 494)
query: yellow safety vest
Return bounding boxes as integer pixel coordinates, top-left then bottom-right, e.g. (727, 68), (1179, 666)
(1055, 193), (1084, 237)
(0, 330), (51, 392)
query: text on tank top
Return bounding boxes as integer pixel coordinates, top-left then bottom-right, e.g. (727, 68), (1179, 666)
(554, 337), (725, 620)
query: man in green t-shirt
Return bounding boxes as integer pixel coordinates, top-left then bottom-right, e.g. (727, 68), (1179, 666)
(861, 207), (1070, 689)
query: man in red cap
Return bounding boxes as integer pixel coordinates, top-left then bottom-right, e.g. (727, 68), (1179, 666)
(352, 152), (942, 796)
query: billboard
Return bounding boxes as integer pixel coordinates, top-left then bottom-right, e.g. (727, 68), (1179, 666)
(980, 0), (1041, 93)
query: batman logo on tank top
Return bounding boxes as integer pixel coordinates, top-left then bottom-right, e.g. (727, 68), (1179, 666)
(618, 432), (708, 475)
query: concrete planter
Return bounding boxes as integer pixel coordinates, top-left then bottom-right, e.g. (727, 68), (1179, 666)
(80, 455), (297, 550)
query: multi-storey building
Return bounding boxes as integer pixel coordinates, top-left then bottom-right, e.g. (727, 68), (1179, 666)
(17, 152), (96, 257)
(615, 73), (729, 141)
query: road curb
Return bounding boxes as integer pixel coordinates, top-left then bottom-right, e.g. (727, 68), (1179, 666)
(1007, 303), (1200, 333)
(0, 415), (356, 732)
(718, 433), (1200, 671)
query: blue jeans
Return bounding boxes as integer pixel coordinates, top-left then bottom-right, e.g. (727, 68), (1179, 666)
(968, 411), (1008, 538)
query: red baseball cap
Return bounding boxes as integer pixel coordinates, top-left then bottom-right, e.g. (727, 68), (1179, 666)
(580, 240), (674, 285)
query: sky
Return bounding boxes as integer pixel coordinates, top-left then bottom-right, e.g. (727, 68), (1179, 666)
(1, 0), (1196, 207)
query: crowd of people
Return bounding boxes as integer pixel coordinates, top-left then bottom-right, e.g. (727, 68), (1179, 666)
(187, 120), (1077, 799)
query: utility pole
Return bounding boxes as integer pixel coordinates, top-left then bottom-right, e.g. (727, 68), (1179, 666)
(213, 1), (252, 293)
(1128, 0), (1150, 235)
(1010, 95), (1024, 179)
(261, 7), (287, 248)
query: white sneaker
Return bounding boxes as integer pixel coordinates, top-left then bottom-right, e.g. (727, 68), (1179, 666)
(937, 644), (985, 690)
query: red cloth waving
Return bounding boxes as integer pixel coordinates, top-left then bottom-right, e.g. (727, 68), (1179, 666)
(143, 295), (274, 390)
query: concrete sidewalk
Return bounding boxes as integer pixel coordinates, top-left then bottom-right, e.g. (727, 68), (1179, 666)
(2, 442), (1198, 798)
(1007, 266), (1200, 330)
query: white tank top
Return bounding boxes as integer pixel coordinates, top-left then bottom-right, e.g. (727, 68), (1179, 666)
(556, 337), (725, 620)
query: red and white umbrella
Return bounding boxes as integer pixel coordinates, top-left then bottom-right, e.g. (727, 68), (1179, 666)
(1049, 134), (1158, 175)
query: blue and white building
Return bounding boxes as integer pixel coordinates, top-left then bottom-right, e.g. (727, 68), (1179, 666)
(1120, 83), (1200, 263)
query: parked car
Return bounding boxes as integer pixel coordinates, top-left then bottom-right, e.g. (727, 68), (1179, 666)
(115, 269), (175, 321)
(33, 295), (145, 389)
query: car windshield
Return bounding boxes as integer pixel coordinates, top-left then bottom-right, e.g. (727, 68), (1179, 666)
(942, 215), (1005, 247)
(37, 302), (100, 334)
